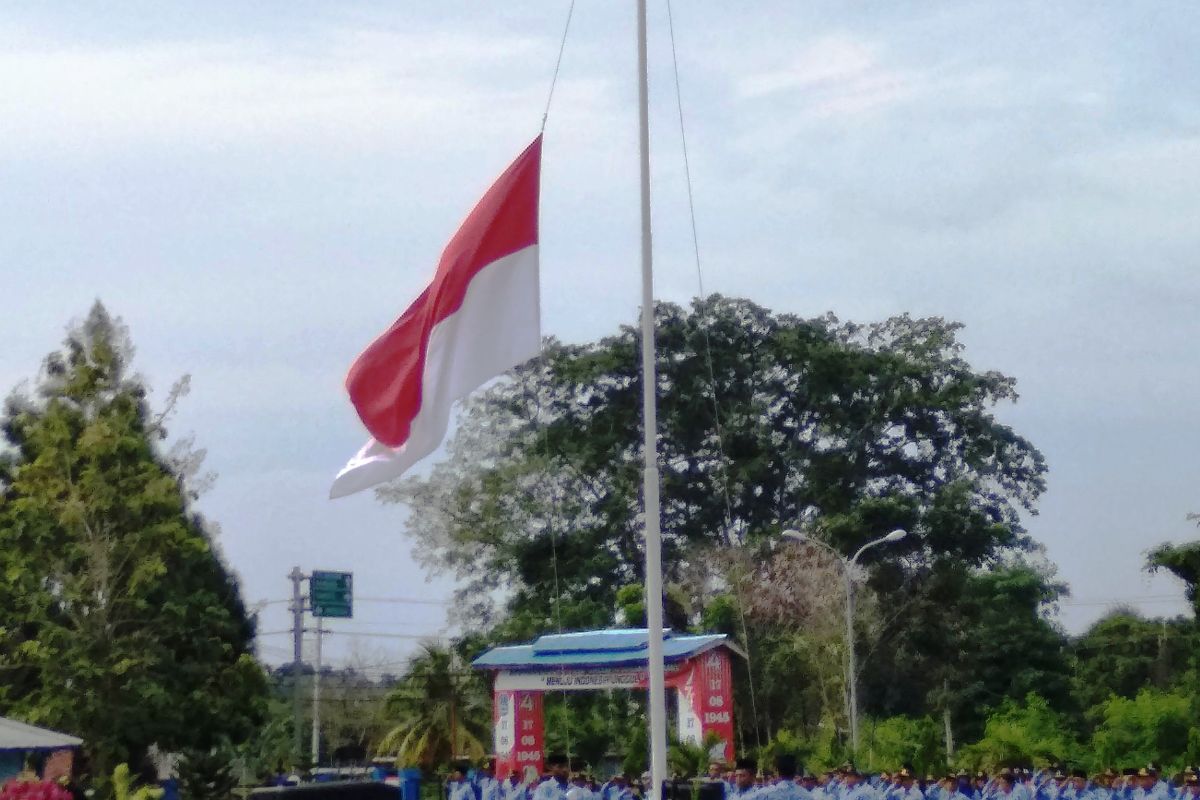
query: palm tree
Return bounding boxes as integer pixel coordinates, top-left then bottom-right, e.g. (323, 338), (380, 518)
(378, 642), (491, 768)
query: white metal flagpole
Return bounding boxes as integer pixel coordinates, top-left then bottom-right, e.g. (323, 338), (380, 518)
(635, 1), (669, 798)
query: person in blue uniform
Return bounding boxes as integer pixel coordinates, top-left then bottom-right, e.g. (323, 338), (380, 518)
(502, 770), (529, 800)
(477, 760), (500, 800)
(768, 755), (809, 800)
(601, 774), (634, 800)
(943, 774), (972, 800)
(894, 768), (923, 800)
(449, 763), (476, 800)
(731, 758), (764, 800)
(841, 769), (876, 800)
(533, 755), (571, 800)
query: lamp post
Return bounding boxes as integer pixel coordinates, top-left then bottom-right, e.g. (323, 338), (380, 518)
(781, 527), (906, 755)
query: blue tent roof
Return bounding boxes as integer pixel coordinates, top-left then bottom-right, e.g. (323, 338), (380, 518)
(472, 628), (741, 671)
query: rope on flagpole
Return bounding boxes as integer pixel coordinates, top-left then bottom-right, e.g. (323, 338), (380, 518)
(664, 0), (764, 753)
(542, 0), (578, 133)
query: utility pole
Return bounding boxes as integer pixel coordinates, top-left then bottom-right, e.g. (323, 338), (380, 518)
(289, 567), (306, 766)
(311, 625), (323, 768)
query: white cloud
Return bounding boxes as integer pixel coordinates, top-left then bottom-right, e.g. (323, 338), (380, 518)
(737, 34), (915, 118)
(0, 26), (574, 158)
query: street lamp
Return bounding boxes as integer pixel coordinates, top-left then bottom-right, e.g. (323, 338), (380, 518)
(781, 527), (907, 755)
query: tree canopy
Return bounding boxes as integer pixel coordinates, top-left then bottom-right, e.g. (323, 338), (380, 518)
(384, 296), (1050, 749)
(0, 303), (267, 780)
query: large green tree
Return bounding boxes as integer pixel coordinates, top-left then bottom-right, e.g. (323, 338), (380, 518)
(385, 296), (1047, 746)
(1069, 610), (1196, 711)
(0, 303), (267, 780)
(390, 296), (1044, 614)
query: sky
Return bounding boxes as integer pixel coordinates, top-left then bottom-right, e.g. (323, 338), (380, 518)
(2, 1), (1198, 671)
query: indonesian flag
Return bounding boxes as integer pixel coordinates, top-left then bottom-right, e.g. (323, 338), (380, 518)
(330, 136), (542, 498)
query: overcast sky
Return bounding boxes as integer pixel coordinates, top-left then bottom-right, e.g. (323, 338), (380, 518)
(3, 2), (1198, 670)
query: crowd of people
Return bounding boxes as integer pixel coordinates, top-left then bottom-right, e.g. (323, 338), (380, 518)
(445, 756), (1200, 800)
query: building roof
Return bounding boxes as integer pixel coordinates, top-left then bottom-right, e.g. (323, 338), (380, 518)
(0, 717), (83, 751)
(472, 628), (742, 670)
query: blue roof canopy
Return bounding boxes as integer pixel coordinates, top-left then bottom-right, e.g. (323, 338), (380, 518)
(472, 628), (742, 671)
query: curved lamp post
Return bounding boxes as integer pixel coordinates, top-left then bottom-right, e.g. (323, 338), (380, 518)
(781, 527), (907, 755)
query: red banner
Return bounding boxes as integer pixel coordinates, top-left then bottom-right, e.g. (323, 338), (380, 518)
(495, 690), (544, 780)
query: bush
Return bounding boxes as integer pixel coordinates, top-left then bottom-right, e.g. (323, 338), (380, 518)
(859, 716), (945, 775)
(956, 694), (1078, 770)
(1088, 690), (1195, 771)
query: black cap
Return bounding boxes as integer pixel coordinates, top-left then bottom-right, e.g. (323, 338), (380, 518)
(546, 754), (569, 767)
(736, 758), (757, 772)
(1070, 770), (1087, 780)
(775, 755), (798, 780)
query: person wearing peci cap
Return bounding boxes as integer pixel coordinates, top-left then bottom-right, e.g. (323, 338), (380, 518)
(894, 767), (924, 800)
(843, 768), (878, 800)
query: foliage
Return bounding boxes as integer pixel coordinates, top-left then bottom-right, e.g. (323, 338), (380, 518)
(388, 298), (1044, 618)
(177, 740), (239, 800)
(110, 764), (163, 800)
(0, 303), (268, 780)
(378, 642), (490, 768)
(928, 564), (1072, 741)
(1146, 541), (1200, 617)
(385, 297), (1048, 748)
(1070, 611), (1196, 711)
(668, 732), (727, 778)
(956, 694), (1078, 770)
(235, 694), (298, 780)
(1087, 689), (1195, 771)
(858, 716), (945, 775)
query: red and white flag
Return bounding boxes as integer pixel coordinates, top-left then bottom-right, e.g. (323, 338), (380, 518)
(330, 136), (542, 498)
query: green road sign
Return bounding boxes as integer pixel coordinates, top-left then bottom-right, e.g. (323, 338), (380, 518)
(310, 570), (353, 618)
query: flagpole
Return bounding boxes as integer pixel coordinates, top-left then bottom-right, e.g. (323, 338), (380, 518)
(635, 1), (669, 799)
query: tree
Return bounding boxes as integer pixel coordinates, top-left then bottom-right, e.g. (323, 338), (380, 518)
(378, 642), (490, 768)
(177, 740), (240, 800)
(1070, 611), (1195, 711)
(383, 297), (1048, 744)
(0, 303), (268, 781)
(1146, 540), (1200, 617)
(1088, 689), (1195, 771)
(916, 564), (1073, 745)
(956, 694), (1078, 770)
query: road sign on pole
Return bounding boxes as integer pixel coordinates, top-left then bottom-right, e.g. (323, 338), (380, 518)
(310, 570), (353, 618)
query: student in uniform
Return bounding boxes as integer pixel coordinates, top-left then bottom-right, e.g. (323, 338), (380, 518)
(895, 768), (924, 800)
(449, 764), (477, 800)
(533, 755), (572, 800)
(841, 769), (876, 800)
(1063, 769), (1094, 800)
(768, 755), (809, 800)
(731, 758), (764, 799)
(601, 774), (633, 800)
(941, 774), (972, 800)
(503, 769), (529, 800)
(477, 760), (500, 800)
